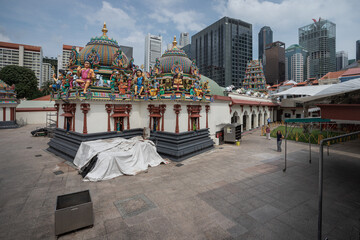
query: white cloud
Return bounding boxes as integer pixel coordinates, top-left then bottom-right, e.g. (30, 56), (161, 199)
(214, 0), (360, 59)
(0, 33), (11, 42)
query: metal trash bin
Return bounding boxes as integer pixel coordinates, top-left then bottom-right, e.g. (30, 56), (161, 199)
(55, 190), (94, 236)
(223, 124), (242, 143)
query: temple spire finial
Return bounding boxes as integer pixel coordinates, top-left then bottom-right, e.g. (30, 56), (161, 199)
(102, 22), (108, 36)
(172, 36), (177, 48)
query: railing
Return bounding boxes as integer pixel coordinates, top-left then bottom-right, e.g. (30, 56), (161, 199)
(317, 131), (360, 240)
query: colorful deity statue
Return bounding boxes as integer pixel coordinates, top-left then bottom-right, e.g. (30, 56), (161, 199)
(202, 80), (210, 94)
(133, 69), (145, 95)
(118, 72), (128, 95)
(171, 62), (183, 91)
(86, 49), (100, 69)
(190, 59), (201, 78)
(128, 57), (137, 71)
(149, 79), (159, 97)
(194, 80), (203, 97)
(112, 49), (126, 68)
(50, 70), (65, 92)
(109, 70), (121, 93)
(153, 58), (162, 75)
(76, 60), (95, 93)
(61, 71), (73, 93)
(183, 79), (193, 91)
(68, 46), (80, 67)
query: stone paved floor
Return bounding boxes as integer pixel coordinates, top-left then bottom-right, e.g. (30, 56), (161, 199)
(0, 125), (360, 240)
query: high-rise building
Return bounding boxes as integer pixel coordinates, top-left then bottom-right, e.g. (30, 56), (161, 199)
(61, 45), (83, 70)
(264, 41), (285, 85)
(356, 40), (360, 61)
(285, 44), (309, 83)
(258, 26), (273, 69)
(191, 17), (252, 88)
(179, 32), (190, 47)
(120, 45), (133, 59)
(42, 56), (57, 86)
(299, 19), (336, 78)
(336, 51), (348, 71)
(0, 41), (43, 88)
(181, 44), (192, 59)
(144, 34), (162, 72)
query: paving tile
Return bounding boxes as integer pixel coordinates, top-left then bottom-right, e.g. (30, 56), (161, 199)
(248, 204), (282, 223)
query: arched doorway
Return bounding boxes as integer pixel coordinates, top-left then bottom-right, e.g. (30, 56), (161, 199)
(258, 112), (262, 127)
(231, 111), (239, 124)
(242, 111), (249, 131)
(251, 112), (256, 129)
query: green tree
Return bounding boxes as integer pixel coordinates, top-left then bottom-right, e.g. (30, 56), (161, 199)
(41, 80), (53, 96)
(0, 65), (42, 100)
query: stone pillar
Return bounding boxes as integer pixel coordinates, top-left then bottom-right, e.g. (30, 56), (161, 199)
(160, 104), (166, 132)
(3, 107), (6, 121)
(205, 105), (210, 129)
(173, 104), (181, 133)
(71, 104), (76, 131)
(81, 103), (90, 134)
(105, 104), (112, 132)
(187, 108), (191, 131)
(126, 104), (132, 130)
(10, 107), (14, 121)
(54, 104), (59, 128)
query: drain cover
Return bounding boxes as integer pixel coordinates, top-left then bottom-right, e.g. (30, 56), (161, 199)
(53, 170), (64, 175)
(26, 147), (32, 149)
(35, 154), (42, 157)
(175, 163), (184, 167)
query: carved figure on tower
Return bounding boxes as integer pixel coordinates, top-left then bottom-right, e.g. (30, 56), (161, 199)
(134, 69), (145, 95)
(86, 49), (100, 69)
(50, 70), (65, 92)
(112, 49), (126, 68)
(76, 60), (95, 93)
(69, 46), (80, 67)
(171, 62), (183, 91)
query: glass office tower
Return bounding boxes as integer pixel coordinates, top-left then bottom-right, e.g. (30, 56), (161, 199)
(191, 17), (252, 88)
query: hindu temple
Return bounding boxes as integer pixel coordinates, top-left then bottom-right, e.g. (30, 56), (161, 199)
(47, 24), (231, 161)
(242, 60), (266, 91)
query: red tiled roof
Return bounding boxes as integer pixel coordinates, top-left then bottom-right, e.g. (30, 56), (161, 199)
(294, 82), (308, 87)
(31, 95), (51, 101)
(0, 41), (41, 52)
(341, 67), (360, 77)
(283, 83), (295, 86)
(310, 79), (319, 85)
(231, 99), (278, 106)
(213, 95), (231, 101)
(320, 70), (347, 80)
(63, 44), (84, 51)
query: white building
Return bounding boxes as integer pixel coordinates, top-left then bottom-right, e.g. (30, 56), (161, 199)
(179, 32), (189, 47)
(41, 62), (54, 85)
(336, 51), (348, 71)
(285, 44), (309, 83)
(0, 41), (43, 88)
(144, 34), (162, 72)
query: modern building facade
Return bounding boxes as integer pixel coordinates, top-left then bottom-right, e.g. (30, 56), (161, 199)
(120, 45), (133, 59)
(191, 17), (252, 88)
(181, 44), (192, 59)
(356, 40), (360, 61)
(0, 41), (43, 88)
(41, 62), (54, 86)
(264, 41), (285, 85)
(144, 34), (162, 72)
(258, 26), (273, 70)
(285, 44), (309, 83)
(336, 51), (348, 71)
(299, 19), (336, 78)
(179, 32), (190, 47)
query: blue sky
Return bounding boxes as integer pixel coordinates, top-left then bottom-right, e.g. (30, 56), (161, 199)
(1, 0), (359, 66)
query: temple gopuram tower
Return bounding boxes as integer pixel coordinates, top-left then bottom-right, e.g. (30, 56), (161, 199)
(242, 60), (266, 91)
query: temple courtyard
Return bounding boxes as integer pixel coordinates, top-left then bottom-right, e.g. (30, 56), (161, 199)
(0, 125), (360, 240)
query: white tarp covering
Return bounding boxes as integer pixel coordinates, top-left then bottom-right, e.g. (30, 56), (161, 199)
(74, 137), (166, 181)
(274, 78), (360, 97)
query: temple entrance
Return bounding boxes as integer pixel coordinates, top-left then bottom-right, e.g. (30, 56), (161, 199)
(191, 117), (199, 131)
(251, 113), (256, 129)
(65, 117), (72, 131)
(114, 117), (124, 131)
(242, 111), (249, 131)
(152, 117), (160, 131)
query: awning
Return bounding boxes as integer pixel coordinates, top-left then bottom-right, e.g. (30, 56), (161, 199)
(308, 107), (320, 113)
(60, 113), (73, 117)
(149, 114), (162, 117)
(190, 114), (201, 118)
(111, 113), (128, 117)
(285, 117), (331, 123)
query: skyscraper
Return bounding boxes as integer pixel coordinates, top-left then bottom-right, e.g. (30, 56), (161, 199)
(299, 19), (336, 78)
(356, 40), (360, 61)
(336, 51), (348, 71)
(144, 33), (162, 72)
(179, 32), (190, 47)
(120, 45), (133, 59)
(258, 26), (273, 69)
(0, 41), (43, 88)
(264, 41), (285, 85)
(285, 44), (309, 82)
(191, 17), (252, 88)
